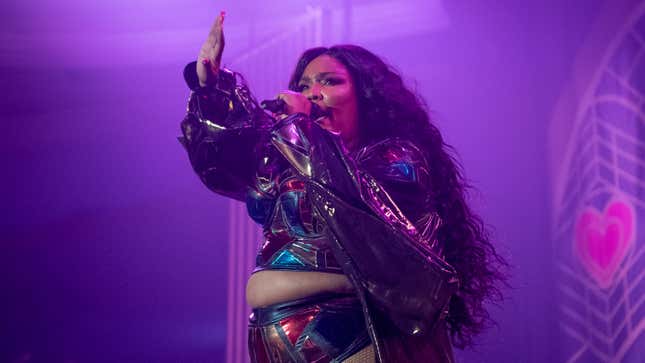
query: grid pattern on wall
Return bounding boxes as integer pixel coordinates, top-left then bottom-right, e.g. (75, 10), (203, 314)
(553, 3), (645, 362)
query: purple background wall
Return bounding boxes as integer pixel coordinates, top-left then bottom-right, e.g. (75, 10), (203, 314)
(1, 0), (615, 362)
(549, 1), (645, 361)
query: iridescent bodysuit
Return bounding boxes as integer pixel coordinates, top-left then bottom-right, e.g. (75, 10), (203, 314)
(179, 63), (459, 362)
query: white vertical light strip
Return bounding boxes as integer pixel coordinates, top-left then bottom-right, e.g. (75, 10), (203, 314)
(307, 6), (323, 46)
(224, 202), (262, 363)
(225, 200), (237, 363)
(238, 204), (248, 363)
(233, 204), (241, 363)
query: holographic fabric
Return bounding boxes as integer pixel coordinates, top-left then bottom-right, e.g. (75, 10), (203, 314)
(179, 62), (459, 362)
(248, 166), (343, 273)
(248, 293), (370, 363)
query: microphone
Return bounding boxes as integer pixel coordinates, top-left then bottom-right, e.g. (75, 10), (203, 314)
(260, 98), (286, 113)
(261, 98), (329, 120)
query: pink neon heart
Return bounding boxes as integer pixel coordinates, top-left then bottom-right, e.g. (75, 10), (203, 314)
(574, 200), (635, 289)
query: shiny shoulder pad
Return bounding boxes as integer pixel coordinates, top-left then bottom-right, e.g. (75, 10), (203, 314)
(354, 138), (431, 187)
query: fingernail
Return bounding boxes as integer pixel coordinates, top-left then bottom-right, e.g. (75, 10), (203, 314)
(202, 59), (209, 65)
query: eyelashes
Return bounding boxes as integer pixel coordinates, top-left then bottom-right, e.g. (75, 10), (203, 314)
(297, 78), (345, 91)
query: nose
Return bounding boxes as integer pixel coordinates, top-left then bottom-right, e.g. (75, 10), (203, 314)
(306, 84), (322, 101)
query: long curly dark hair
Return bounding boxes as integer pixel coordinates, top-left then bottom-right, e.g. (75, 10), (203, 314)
(288, 45), (508, 348)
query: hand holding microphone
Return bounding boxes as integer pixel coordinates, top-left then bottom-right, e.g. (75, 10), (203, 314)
(261, 91), (329, 121)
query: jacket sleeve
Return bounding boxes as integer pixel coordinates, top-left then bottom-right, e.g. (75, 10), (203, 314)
(271, 114), (459, 338)
(354, 138), (445, 254)
(178, 62), (274, 202)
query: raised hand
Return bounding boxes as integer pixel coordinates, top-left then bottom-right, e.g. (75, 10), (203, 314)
(197, 11), (225, 87)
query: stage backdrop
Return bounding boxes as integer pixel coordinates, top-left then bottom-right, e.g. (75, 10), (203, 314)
(549, 0), (645, 362)
(4, 0), (639, 362)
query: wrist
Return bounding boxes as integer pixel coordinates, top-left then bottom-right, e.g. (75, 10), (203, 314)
(184, 61), (235, 91)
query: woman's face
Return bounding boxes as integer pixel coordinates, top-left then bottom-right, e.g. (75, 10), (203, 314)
(297, 54), (359, 148)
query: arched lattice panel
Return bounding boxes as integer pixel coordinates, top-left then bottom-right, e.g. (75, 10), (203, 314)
(552, 3), (645, 362)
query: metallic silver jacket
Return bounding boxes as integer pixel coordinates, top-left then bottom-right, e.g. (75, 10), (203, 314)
(179, 63), (459, 362)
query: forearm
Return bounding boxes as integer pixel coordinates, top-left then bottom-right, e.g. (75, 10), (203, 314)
(179, 63), (273, 201)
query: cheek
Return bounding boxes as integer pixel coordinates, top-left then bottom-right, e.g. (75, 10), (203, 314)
(324, 86), (357, 107)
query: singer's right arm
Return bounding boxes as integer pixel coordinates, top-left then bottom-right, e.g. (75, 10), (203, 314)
(179, 62), (275, 202)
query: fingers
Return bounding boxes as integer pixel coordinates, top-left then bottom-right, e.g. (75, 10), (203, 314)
(275, 90), (301, 100)
(207, 11), (225, 44)
(273, 113), (289, 121)
(275, 91), (311, 116)
(275, 90), (298, 106)
(200, 11), (225, 67)
(196, 11), (226, 86)
(209, 11), (224, 35)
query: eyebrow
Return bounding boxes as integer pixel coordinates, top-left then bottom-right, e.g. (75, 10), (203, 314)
(299, 72), (346, 83)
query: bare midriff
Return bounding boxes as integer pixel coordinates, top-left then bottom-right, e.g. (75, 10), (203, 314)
(246, 270), (355, 308)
